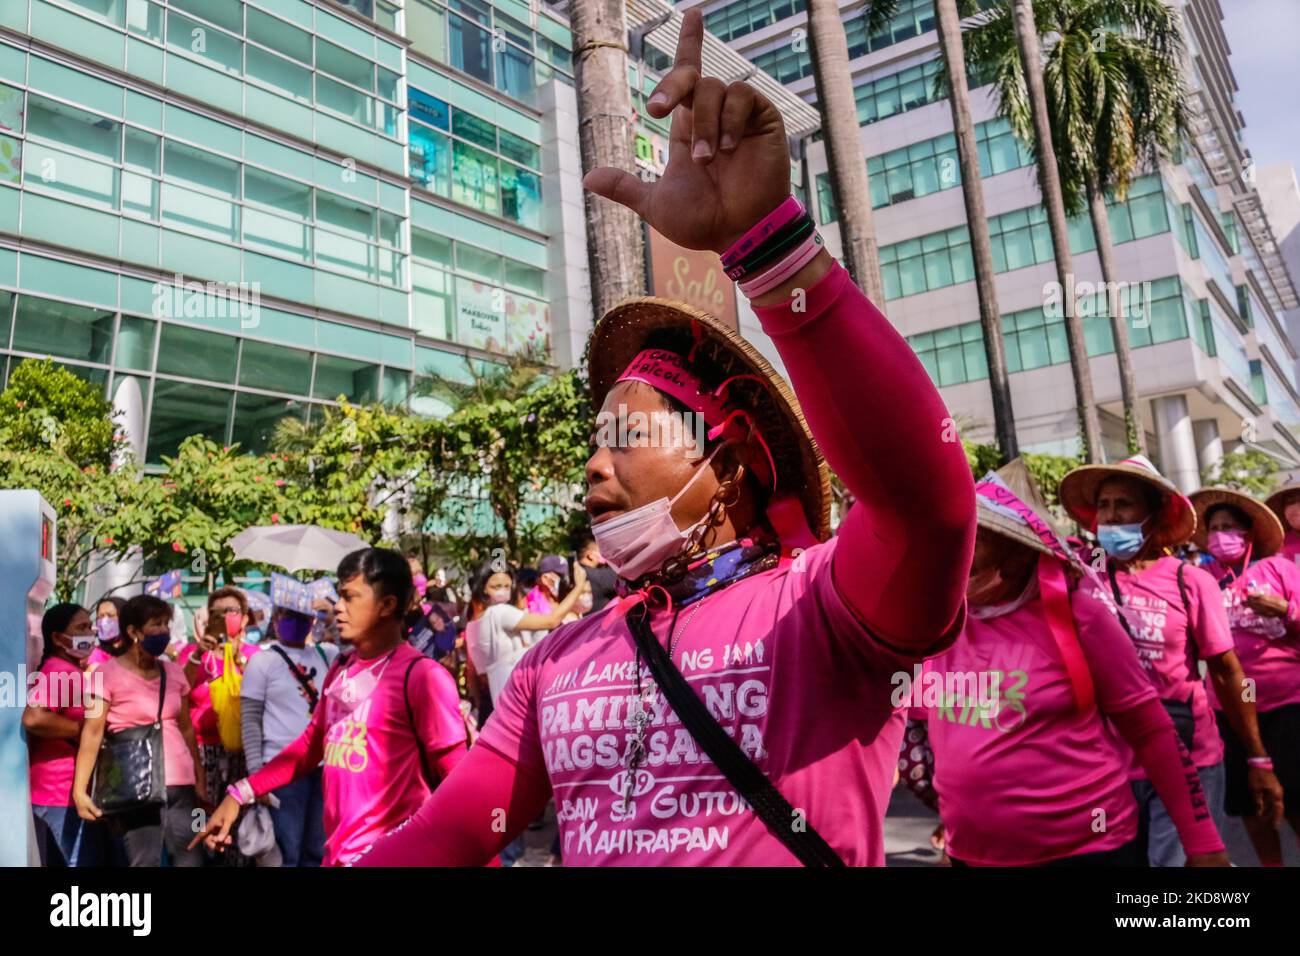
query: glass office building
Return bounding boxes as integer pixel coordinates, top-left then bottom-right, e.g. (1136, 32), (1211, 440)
(690, 0), (1300, 481)
(0, 0), (571, 463)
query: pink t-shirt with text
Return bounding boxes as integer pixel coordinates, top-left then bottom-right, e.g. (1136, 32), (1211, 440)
(920, 588), (1156, 865)
(479, 536), (961, 866)
(95, 658), (195, 786)
(1204, 555), (1300, 713)
(1085, 557), (1233, 770)
(249, 642), (466, 866)
(27, 656), (90, 806)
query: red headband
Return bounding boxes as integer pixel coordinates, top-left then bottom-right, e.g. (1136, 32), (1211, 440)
(615, 348), (777, 489)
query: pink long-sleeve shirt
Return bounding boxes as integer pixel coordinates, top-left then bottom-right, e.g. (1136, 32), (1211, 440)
(358, 257), (977, 866)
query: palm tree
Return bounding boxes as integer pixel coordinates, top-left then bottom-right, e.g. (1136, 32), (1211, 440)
(863, 0), (1018, 459)
(995, 0), (1185, 456)
(964, 0), (1104, 462)
(807, 0), (885, 301)
(570, 0), (647, 318)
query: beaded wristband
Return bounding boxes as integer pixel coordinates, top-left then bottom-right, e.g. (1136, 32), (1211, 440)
(726, 215), (815, 281)
(1246, 756), (1275, 771)
(721, 196), (804, 269)
(739, 232), (824, 298)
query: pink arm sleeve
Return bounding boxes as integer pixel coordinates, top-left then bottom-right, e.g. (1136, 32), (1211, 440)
(355, 741), (552, 866)
(752, 261), (976, 649)
(1109, 699), (1224, 856)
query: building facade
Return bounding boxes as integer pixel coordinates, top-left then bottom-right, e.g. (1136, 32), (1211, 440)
(682, 0), (1300, 486)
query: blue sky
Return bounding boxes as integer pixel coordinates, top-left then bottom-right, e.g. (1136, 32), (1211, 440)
(1221, 0), (1300, 173)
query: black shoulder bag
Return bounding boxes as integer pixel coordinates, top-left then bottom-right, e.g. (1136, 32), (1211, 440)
(92, 666), (167, 814)
(1106, 562), (1196, 752)
(626, 604), (845, 867)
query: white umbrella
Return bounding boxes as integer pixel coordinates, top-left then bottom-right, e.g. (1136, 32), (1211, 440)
(229, 524), (372, 573)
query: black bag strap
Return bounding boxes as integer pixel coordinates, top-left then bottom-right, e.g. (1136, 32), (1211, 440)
(269, 644), (321, 712)
(1105, 561), (1136, 640)
(154, 665), (167, 726)
(403, 657), (436, 791)
(626, 604), (844, 867)
(1176, 562), (1201, 683)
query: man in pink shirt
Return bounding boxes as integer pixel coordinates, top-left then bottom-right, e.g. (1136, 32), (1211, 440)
(1060, 456), (1281, 865)
(194, 548), (468, 865)
(353, 10), (975, 867)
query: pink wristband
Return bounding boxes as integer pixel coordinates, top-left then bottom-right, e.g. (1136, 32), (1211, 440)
(1246, 756), (1274, 770)
(227, 779), (255, 805)
(721, 196), (804, 269)
(739, 233), (823, 298)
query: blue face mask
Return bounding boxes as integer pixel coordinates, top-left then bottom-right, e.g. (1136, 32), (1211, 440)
(141, 630), (171, 657)
(244, 627), (263, 645)
(1098, 522), (1147, 560)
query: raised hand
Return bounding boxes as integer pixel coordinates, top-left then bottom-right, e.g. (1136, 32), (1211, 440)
(583, 9), (791, 255)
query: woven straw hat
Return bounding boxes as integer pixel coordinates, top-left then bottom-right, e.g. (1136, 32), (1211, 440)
(1264, 471), (1300, 526)
(587, 297), (830, 541)
(976, 458), (1059, 556)
(1059, 454), (1195, 546)
(1189, 486), (1284, 558)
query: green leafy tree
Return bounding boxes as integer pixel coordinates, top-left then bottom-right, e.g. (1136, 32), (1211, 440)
(1201, 449), (1280, 497)
(0, 358), (118, 468)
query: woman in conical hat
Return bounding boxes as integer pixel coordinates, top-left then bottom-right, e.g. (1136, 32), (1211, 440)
(355, 10), (975, 867)
(1190, 487), (1297, 865)
(899, 460), (1225, 866)
(1060, 455), (1272, 865)
(1264, 473), (1300, 566)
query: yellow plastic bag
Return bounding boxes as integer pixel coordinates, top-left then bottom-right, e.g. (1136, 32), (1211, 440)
(208, 641), (244, 751)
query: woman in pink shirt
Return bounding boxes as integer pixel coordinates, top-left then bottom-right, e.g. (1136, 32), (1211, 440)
(73, 594), (207, 867)
(85, 595), (128, 673)
(23, 603), (107, 867)
(1191, 487), (1300, 865)
(1059, 456), (1278, 865)
(349, 10), (975, 868)
(906, 461), (1225, 866)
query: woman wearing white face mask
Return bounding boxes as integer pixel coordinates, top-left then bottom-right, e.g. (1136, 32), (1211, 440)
(1192, 488), (1299, 866)
(23, 603), (109, 867)
(1060, 456), (1273, 865)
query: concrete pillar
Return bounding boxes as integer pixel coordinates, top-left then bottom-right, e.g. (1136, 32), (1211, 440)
(1153, 394), (1201, 493)
(83, 376), (146, 603)
(1193, 418), (1224, 479)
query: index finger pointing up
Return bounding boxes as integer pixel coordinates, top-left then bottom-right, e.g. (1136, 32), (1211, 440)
(645, 8), (705, 118)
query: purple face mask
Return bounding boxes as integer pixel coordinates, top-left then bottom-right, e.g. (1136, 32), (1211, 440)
(276, 613), (314, 646)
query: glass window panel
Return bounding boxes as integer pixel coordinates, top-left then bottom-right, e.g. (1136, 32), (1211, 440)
(23, 141), (118, 209)
(949, 246), (974, 285)
(121, 170), (159, 218)
(412, 229), (453, 266)
(962, 341), (987, 380)
(247, 46), (312, 100)
(246, 7), (312, 64)
(504, 258), (545, 295)
(315, 231), (375, 280)
(449, 13), (493, 84)
(452, 110), (497, 151)
(161, 181), (239, 242)
(409, 90), (450, 130)
(410, 123), (451, 195)
(451, 140), (498, 214)
(170, 0), (241, 33)
(313, 353), (379, 402)
(450, 0), (491, 26)
(12, 296), (114, 363)
(115, 315), (155, 370)
(147, 379), (230, 463)
(124, 128), (160, 174)
(316, 75), (373, 125)
(316, 192), (376, 240)
(381, 367), (409, 405)
(156, 324), (238, 382)
(378, 211), (402, 247)
(1017, 328), (1051, 370)
(897, 256), (927, 296)
(245, 167), (310, 218)
(495, 44), (534, 101)
(167, 11), (242, 75)
(377, 67), (400, 103)
(456, 243), (502, 282)
(499, 161), (541, 229)
(164, 141), (239, 198)
(412, 261), (453, 339)
(317, 39), (374, 91)
(1048, 322), (1072, 363)
(243, 206), (311, 261)
(230, 392), (306, 454)
(935, 345), (965, 386)
(1002, 227), (1036, 271)
(238, 338), (312, 393)
(408, 0), (447, 62)
(924, 251), (953, 290)
(26, 94), (119, 160)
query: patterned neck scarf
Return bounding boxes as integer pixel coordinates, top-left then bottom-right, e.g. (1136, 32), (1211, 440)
(616, 532), (781, 610)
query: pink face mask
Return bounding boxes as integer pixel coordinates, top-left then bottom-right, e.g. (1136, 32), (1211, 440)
(1207, 529), (1249, 562)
